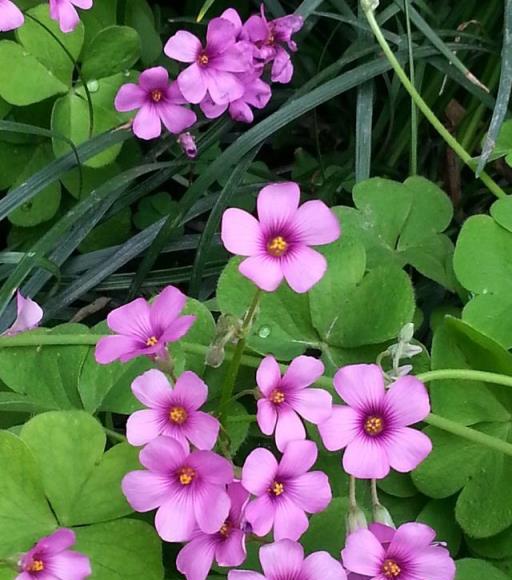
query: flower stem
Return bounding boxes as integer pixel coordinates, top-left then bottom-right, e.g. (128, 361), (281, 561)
(349, 476), (357, 508)
(361, 3), (507, 199)
(217, 289), (261, 423)
(417, 368), (512, 388)
(103, 427), (127, 443)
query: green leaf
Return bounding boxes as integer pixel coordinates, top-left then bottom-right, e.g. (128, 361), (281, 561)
(75, 519), (164, 580)
(8, 143), (61, 227)
(416, 498), (462, 556)
(0, 431), (56, 558)
(78, 207), (132, 253)
(301, 497), (349, 557)
(80, 0), (118, 49)
(0, 141), (38, 190)
(20, 411), (137, 526)
(456, 559), (509, 580)
(124, 0), (162, 66)
(224, 401), (251, 455)
(16, 4), (84, 85)
(467, 524), (512, 560)
(176, 298), (216, 374)
(0, 40), (68, 105)
(82, 26), (141, 81)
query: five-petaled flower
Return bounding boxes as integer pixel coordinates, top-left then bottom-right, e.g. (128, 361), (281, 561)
(122, 436), (233, 542)
(342, 522), (455, 580)
(115, 66), (197, 140)
(221, 182), (341, 293)
(318, 364), (432, 480)
(0, 0), (24, 32)
(49, 0), (92, 33)
(95, 285), (196, 364)
(228, 539), (346, 580)
(126, 369), (220, 451)
(164, 17), (252, 105)
(16, 528), (91, 580)
(242, 440), (331, 540)
(177, 481), (250, 580)
(2, 291), (43, 336)
(256, 355), (332, 451)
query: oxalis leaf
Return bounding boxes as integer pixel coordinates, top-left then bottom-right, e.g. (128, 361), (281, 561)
(413, 317), (512, 538)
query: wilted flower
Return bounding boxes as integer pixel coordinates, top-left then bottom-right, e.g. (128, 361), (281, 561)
(49, 0), (92, 33)
(122, 436), (233, 542)
(244, 6), (303, 83)
(342, 522), (455, 580)
(318, 364), (432, 479)
(3, 291), (43, 336)
(177, 482), (249, 580)
(242, 440), (331, 540)
(16, 528), (91, 580)
(95, 285), (196, 364)
(126, 369), (220, 450)
(165, 17), (252, 105)
(0, 0), (24, 32)
(178, 132), (198, 158)
(221, 182), (340, 293)
(229, 539), (346, 580)
(115, 67), (197, 140)
(256, 355), (331, 451)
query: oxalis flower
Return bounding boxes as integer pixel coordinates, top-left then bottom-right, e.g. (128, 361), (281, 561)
(229, 539), (346, 580)
(16, 528), (91, 580)
(95, 285), (196, 364)
(126, 369), (220, 451)
(221, 182), (341, 293)
(0, 0), (24, 32)
(122, 436), (233, 542)
(115, 67), (197, 140)
(49, 0), (92, 34)
(2, 291), (43, 336)
(177, 482), (250, 580)
(242, 440), (331, 540)
(164, 17), (252, 105)
(342, 522), (455, 580)
(318, 364), (432, 480)
(256, 355), (332, 451)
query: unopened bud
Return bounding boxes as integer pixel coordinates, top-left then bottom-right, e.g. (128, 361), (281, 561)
(399, 322), (415, 343)
(206, 344), (225, 368)
(346, 505), (368, 534)
(373, 503), (395, 528)
(177, 132), (197, 159)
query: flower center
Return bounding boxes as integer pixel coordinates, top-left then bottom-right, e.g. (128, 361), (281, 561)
(219, 521), (231, 537)
(364, 415), (384, 436)
(382, 559), (401, 578)
(146, 336), (158, 347)
(178, 466), (196, 485)
(269, 388), (285, 404)
(169, 406), (188, 424)
(198, 52), (209, 66)
(151, 89), (163, 102)
(27, 560), (45, 573)
(267, 236), (288, 257)
(270, 481), (285, 496)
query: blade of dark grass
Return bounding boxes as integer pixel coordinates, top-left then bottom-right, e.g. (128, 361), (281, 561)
(476, 0), (512, 175)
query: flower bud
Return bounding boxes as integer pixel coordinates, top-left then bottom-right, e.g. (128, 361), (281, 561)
(346, 504), (368, 534)
(373, 503), (395, 528)
(177, 132), (197, 159)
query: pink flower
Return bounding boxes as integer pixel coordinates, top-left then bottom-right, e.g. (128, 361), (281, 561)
(178, 132), (198, 158)
(16, 528), (91, 580)
(49, 0), (92, 33)
(3, 291), (43, 336)
(95, 285), (196, 365)
(115, 67), (197, 140)
(244, 7), (303, 83)
(200, 73), (272, 124)
(126, 369), (220, 451)
(177, 482), (250, 580)
(164, 17), (252, 105)
(229, 539), (346, 580)
(221, 182), (341, 293)
(342, 522), (455, 580)
(242, 440), (331, 541)
(256, 355), (331, 451)
(0, 0), (24, 32)
(122, 436), (233, 542)
(318, 364), (432, 480)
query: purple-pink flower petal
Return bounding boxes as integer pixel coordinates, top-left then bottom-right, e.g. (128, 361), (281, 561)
(275, 406), (306, 451)
(278, 439), (318, 478)
(94, 335), (143, 364)
(221, 208), (263, 256)
(273, 497), (309, 540)
(343, 437), (391, 480)
(334, 364), (386, 411)
(383, 427), (432, 473)
(133, 104), (162, 140)
(257, 182), (301, 228)
(183, 412), (220, 451)
(131, 369), (173, 408)
(126, 409), (165, 446)
(291, 200), (342, 246)
(281, 246), (327, 294)
(318, 405), (361, 451)
(114, 83), (147, 112)
(0, 0), (24, 32)
(260, 539), (304, 577)
(257, 399), (277, 435)
(239, 255), (284, 291)
(242, 448), (276, 495)
(286, 471), (332, 513)
(194, 483), (231, 534)
(177, 535), (217, 580)
(290, 388), (332, 424)
(342, 529), (385, 576)
(121, 470), (172, 512)
(282, 355), (324, 390)
(164, 31), (202, 62)
(256, 355), (281, 396)
(302, 552), (347, 580)
(178, 63), (207, 104)
(384, 375), (431, 427)
(156, 491), (196, 541)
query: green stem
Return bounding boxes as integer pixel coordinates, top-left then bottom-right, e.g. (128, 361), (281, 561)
(362, 3), (507, 199)
(217, 289), (261, 423)
(103, 427), (126, 443)
(417, 368), (512, 388)
(403, 0), (418, 175)
(349, 476), (357, 508)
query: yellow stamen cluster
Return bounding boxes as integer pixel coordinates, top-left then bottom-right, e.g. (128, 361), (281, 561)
(146, 336), (158, 347)
(151, 89), (163, 102)
(28, 560), (45, 573)
(169, 406), (188, 425)
(179, 466), (196, 485)
(364, 416), (384, 436)
(270, 481), (285, 496)
(198, 53), (209, 66)
(219, 522), (231, 537)
(267, 236), (288, 257)
(269, 389), (285, 404)
(382, 559), (401, 578)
